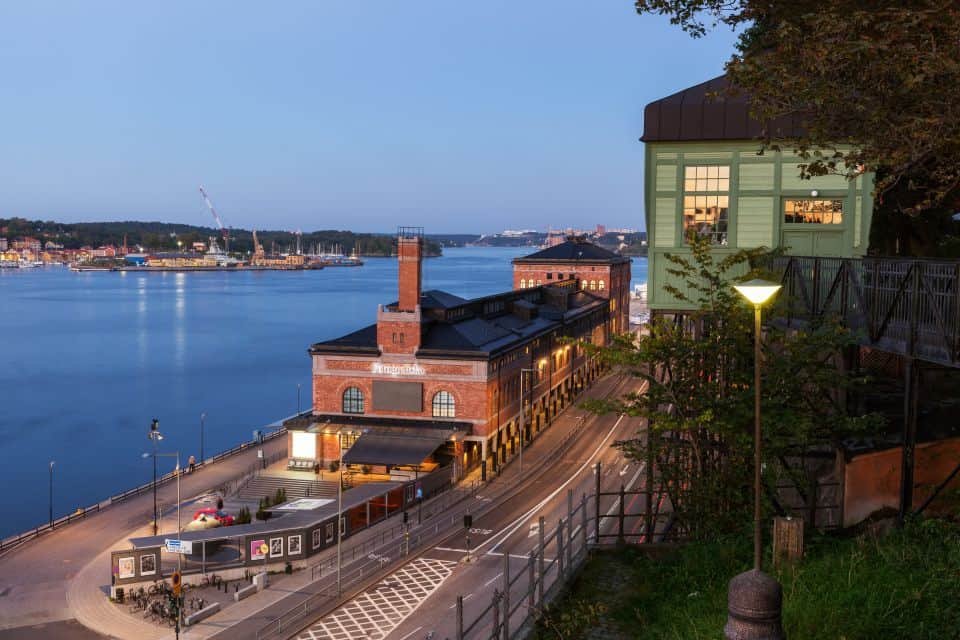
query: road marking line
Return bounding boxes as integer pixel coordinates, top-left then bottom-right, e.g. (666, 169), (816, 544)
(484, 413), (627, 553)
(448, 592), (474, 609)
(395, 626), (422, 640)
(483, 572), (503, 588)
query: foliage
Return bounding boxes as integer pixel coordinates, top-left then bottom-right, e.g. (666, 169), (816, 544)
(0, 217), (443, 256)
(632, 0), (960, 217)
(534, 598), (608, 640)
(585, 237), (882, 538)
(534, 518), (960, 639)
(274, 487), (287, 505)
(235, 506), (252, 525)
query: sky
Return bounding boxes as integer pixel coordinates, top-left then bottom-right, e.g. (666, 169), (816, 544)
(0, 2), (738, 234)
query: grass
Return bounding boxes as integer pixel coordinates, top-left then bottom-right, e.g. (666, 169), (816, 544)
(533, 518), (960, 640)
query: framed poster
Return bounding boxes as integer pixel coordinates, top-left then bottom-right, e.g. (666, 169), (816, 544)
(250, 539), (266, 561)
(269, 537), (283, 558)
(139, 553), (157, 576)
(118, 556), (135, 579)
(325, 522), (335, 544)
(288, 535), (302, 555)
(312, 528), (321, 550)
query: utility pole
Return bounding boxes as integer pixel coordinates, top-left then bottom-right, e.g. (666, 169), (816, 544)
(148, 418), (162, 536)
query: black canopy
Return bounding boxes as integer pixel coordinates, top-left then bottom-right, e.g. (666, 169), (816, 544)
(342, 429), (453, 466)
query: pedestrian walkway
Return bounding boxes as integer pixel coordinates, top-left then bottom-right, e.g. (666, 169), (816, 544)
(0, 435), (286, 633)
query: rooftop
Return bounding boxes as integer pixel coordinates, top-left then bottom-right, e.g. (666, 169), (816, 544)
(641, 74), (806, 143)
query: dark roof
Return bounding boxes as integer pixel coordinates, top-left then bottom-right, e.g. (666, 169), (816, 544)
(512, 238), (629, 264)
(284, 413), (472, 433)
(309, 282), (608, 359)
(342, 428), (453, 466)
(420, 290), (467, 309)
(641, 74), (806, 143)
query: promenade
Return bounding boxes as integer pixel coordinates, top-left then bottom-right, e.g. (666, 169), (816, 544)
(0, 435), (286, 638)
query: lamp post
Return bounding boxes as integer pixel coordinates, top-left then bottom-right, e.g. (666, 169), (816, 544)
(48, 461), (55, 527)
(520, 368), (536, 473)
(335, 428), (353, 597)
(200, 412), (206, 464)
(144, 450), (182, 632)
(148, 418), (163, 536)
(725, 279), (784, 640)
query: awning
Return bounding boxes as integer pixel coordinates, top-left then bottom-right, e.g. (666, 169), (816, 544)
(342, 429), (453, 466)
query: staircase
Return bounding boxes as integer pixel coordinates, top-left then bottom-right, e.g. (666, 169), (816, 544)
(236, 473), (338, 503)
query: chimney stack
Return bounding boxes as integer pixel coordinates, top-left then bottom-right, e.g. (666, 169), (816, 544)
(397, 227), (423, 312)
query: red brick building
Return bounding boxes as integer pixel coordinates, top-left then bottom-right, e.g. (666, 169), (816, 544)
(511, 237), (631, 334)
(285, 229), (615, 479)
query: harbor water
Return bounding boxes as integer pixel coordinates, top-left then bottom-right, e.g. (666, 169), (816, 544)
(0, 247), (647, 538)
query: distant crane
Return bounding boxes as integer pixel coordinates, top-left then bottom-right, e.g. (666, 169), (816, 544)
(198, 186), (230, 252)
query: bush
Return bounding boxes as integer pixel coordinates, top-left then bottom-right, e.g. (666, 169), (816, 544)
(235, 506), (251, 525)
(329, 460), (340, 473)
(274, 488), (287, 505)
(361, 464), (372, 475)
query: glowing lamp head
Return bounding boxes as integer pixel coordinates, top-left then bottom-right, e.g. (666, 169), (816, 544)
(734, 279), (782, 306)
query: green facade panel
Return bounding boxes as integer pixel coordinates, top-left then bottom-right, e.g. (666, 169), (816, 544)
(654, 197), (676, 247)
(738, 164), (775, 191)
(656, 164), (677, 192)
(736, 196), (775, 248)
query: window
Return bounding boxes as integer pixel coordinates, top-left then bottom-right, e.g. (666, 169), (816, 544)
(784, 199), (843, 224)
(342, 387), (364, 414)
(520, 279), (526, 288)
(683, 165), (730, 245)
(590, 280), (596, 290)
(581, 279), (588, 289)
(432, 391), (456, 418)
(536, 279), (542, 286)
(546, 273), (553, 280)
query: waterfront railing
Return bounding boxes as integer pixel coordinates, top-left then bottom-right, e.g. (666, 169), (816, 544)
(0, 425), (287, 555)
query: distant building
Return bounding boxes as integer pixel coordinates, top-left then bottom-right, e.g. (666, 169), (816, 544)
(12, 237), (41, 251)
(44, 240), (64, 250)
(0, 238), (7, 251)
(595, 224), (606, 236)
(512, 237), (631, 334)
(90, 246), (117, 259)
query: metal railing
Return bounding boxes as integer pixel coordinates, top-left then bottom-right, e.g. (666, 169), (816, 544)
(0, 427), (286, 555)
(770, 255), (960, 367)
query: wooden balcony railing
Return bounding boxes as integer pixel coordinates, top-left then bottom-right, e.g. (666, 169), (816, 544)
(768, 255), (960, 368)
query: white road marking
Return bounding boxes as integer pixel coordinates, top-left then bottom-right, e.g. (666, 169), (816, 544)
(484, 413), (628, 553)
(448, 592), (474, 609)
(528, 523), (539, 538)
(394, 627), (423, 640)
(294, 558), (457, 640)
(619, 464), (629, 476)
(483, 572), (503, 588)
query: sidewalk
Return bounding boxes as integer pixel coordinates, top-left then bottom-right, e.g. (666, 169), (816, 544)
(0, 436), (286, 633)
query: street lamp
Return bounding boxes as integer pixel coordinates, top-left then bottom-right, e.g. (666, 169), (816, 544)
(148, 418), (163, 536)
(725, 278), (784, 640)
(200, 412), (206, 464)
(143, 450), (182, 632)
(48, 461), (55, 527)
(335, 427), (359, 597)
(519, 368), (536, 473)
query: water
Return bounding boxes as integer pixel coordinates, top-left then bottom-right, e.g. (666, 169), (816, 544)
(0, 247), (647, 537)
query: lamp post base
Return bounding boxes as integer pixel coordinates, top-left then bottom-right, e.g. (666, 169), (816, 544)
(724, 569), (784, 640)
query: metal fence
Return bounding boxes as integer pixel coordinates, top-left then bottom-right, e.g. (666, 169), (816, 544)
(0, 426), (286, 555)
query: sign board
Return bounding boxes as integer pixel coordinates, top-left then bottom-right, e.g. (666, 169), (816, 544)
(415, 486), (423, 500)
(371, 362), (425, 376)
(164, 539), (193, 555)
(251, 539), (267, 561)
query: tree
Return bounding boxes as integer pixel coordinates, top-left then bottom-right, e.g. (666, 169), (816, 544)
(633, 0), (960, 217)
(585, 237), (882, 538)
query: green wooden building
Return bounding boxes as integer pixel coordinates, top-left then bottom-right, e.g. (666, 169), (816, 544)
(642, 76), (875, 311)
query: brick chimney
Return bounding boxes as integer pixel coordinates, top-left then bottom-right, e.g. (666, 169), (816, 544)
(397, 228), (423, 312)
(377, 227), (424, 354)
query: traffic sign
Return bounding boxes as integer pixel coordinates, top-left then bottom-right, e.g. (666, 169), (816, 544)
(164, 539), (193, 555)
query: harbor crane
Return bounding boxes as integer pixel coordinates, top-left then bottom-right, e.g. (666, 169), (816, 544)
(198, 186), (230, 252)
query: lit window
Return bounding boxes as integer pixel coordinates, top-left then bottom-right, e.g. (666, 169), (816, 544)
(520, 279), (527, 288)
(432, 391), (456, 418)
(683, 165), (729, 245)
(581, 279), (588, 289)
(598, 280), (605, 291)
(536, 280), (542, 286)
(590, 280), (596, 290)
(784, 199), (843, 224)
(342, 387), (364, 414)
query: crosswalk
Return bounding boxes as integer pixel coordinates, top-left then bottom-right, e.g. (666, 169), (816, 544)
(295, 558), (457, 640)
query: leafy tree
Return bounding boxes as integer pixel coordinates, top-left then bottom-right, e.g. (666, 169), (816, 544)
(633, 0), (960, 220)
(585, 237), (882, 538)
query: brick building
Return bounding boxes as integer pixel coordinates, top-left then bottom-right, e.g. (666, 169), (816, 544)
(511, 237), (631, 334)
(284, 229), (615, 480)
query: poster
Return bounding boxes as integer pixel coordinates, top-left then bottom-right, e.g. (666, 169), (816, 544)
(250, 539), (266, 561)
(269, 537), (283, 558)
(118, 556), (135, 579)
(312, 529), (321, 550)
(139, 553), (157, 576)
(288, 535), (301, 555)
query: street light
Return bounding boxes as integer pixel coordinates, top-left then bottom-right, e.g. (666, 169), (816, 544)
(143, 450), (182, 633)
(519, 368), (536, 473)
(48, 461), (55, 527)
(725, 278), (784, 640)
(200, 412), (206, 464)
(335, 427), (360, 597)
(148, 418), (163, 536)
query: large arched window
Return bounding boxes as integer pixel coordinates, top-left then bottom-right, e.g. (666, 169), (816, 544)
(342, 387), (364, 414)
(432, 391), (456, 418)
(598, 280), (605, 291)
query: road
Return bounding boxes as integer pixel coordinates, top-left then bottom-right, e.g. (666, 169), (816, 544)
(284, 372), (648, 640)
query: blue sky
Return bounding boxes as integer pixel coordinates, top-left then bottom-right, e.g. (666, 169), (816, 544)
(0, 2), (737, 234)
